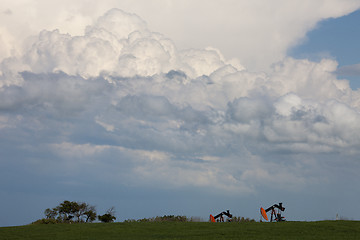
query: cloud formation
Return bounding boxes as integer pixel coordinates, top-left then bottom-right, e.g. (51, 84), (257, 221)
(1, 8), (239, 82)
(337, 63), (360, 76)
(1, 7), (360, 205)
(1, 0), (360, 70)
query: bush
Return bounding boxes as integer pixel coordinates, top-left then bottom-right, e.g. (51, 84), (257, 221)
(98, 213), (116, 223)
(32, 218), (58, 224)
(232, 216), (256, 222)
(154, 215), (188, 222)
(125, 215), (193, 223)
(189, 216), (203, 222)
(98, 207), (116, 223)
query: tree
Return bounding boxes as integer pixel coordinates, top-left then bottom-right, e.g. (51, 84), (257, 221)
(58, 200), (76, 222)
(98, 207), (116, 223)
(84, 205), (97, 223)
(44, 207), (58, 219)
(73, 202), (87, 222)
(42, 200), (97, 223)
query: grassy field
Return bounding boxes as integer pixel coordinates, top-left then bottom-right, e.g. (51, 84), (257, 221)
(1, 221), (359, 240)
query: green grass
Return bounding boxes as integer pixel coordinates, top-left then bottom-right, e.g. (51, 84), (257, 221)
(1, 221), (360, 240)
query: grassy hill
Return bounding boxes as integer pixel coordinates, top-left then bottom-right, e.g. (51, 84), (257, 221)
(1, 221), (360, 239)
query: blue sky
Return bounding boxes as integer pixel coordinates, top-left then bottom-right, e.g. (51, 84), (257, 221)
(289, 9), (360, 89)
(1, 1), (360, 227)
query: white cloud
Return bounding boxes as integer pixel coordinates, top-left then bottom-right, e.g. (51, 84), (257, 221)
(88, 8), (147, 40)
(1, 0), (360, 70)
(274, 93), (303, 117)
(1, 8), (238, 80)
(1, 6), (360, 196)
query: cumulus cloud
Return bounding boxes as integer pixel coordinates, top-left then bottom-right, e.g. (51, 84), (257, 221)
(1, 0), (360, 71)
(1, 7), (360, 196)
(1, 8), (238, 81)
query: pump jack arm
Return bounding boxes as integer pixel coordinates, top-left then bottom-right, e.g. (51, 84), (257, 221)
(212, 210), (232, 222)
(265, 203), (285, 212)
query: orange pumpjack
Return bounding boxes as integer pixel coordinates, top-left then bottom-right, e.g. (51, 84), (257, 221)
(210, 210), (233, 222)
(260, 203), (286, 222)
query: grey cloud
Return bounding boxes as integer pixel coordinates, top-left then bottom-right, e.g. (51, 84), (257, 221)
(0, 71), (110, 115)
(1, 8), (360, 196)
(226, 97), (274, 124)
(165, 70), (188, 81)
(115, 94), (209, 126)
(116, 95), (177, 119)
(336, 63), (360, 76)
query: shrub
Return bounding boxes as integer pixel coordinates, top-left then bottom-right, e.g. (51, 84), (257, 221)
(98, 207), (116, 223)
(32, 218), (58, 224)
(124, 215), (192, 223)
(232, 216), (256, 222)
(189, 216), (203, 222)
(98, 213), (116, 223)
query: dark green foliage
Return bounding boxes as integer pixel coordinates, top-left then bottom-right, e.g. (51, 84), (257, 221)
(58, 200), (76, 222)
(98, 207), (116, 223)
(37, 200), (97, 224)
(44, 208), (58, 219)
(125, 215), (254, 223)
(98, 214), (116, 223)
(32, 218), (58, 224)
(125, 215), (190, 223)
(155, 215), (188, 222)
(232, 216), (256, 222)
(2, 221), (360, 240)
(84, 206), (97, 223)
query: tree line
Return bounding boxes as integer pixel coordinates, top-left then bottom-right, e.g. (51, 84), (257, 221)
(33, 200), (116, 224)
(124, 215), (255, 223)
(124, 215), (190, 223)
(33, 200), (256, 224)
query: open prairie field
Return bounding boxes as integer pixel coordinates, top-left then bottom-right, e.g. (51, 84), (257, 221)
(1, 221), (359, 240)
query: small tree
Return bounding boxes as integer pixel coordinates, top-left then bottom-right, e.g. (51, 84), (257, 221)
(84, 205), (97, 223)
(98, 207), (116, 223)
(58, 200), (81, 222)
(44, 207), (58, 219)
(41, 200), (97, 223)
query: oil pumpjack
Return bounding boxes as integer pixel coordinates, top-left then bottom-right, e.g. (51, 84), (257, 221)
(210, 210), (233, 222)
(260, 203), (285, 222)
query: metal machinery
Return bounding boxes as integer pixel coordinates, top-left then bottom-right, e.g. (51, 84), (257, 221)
(210, 210), (233, 222)
(260, 203), (286, 222)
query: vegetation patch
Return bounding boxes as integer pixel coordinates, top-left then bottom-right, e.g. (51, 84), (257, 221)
(32, 200), (116, 224)
(1, 221), (360, 240)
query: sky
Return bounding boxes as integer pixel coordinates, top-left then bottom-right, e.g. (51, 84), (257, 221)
(1, 0), (360, 226)
(289, 9), (360, 89)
